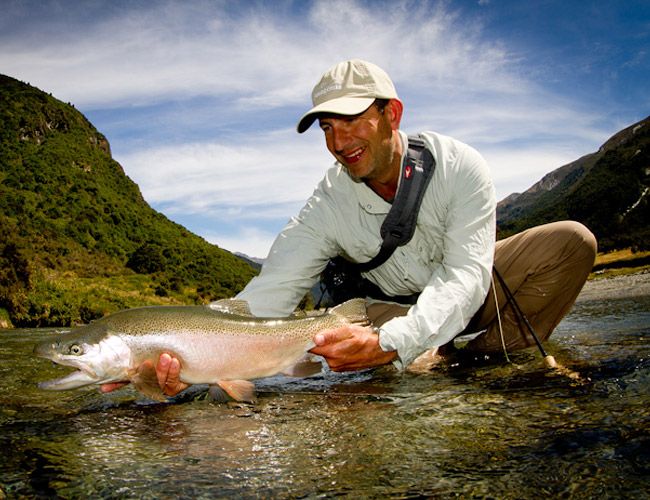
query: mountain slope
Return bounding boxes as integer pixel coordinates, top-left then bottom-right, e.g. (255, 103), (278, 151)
(0, 75), (257, 327)
(497, 116), (650, 251)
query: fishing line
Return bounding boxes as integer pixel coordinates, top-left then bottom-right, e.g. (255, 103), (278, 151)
(492, 268), (583, 381)
(492, 267), (556, 367)
(491, 274), (510, 363)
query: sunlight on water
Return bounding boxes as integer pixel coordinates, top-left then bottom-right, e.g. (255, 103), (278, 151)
(1, 273), (649, 498)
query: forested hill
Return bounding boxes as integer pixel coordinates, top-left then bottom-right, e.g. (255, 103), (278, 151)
(0, 75), (258, 327)
(497, 116), (650, 252)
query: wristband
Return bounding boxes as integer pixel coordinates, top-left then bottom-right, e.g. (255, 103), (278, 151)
(373, 326), (397, 353)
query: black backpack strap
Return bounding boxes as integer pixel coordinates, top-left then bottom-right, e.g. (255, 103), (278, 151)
(355, 134), (436, 272)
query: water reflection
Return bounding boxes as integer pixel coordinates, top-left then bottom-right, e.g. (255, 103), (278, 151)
(1, 273), (649, 498)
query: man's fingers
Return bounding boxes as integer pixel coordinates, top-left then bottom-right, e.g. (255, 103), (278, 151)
(166, 358), (183, 389)
(310, 328), (358, 361)
(99, 354), (188, 397)
(156, 353), (173, 388)
(100, 382), (129, 393)
(313, 328), (350, 347)
(309, 324), (396, 372)
(313, 333), (327, 346)
(156, 353), (188, 396)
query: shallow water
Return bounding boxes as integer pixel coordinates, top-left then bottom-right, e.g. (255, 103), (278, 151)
(1, 273), (649, 498)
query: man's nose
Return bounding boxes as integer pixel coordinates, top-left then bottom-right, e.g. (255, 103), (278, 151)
(330, 123), (351, 153)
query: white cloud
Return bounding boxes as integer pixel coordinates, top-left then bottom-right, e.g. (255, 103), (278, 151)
(205, 226), (278, 260)
(481, 148), (583, 200)
(1, 0), (635, 257)
(116, 129), (331, 217)
(1, 0), (518, 110)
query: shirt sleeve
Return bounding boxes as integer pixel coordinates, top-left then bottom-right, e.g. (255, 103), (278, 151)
(378, 140), (496, 369)
(235, 170), (340, 317)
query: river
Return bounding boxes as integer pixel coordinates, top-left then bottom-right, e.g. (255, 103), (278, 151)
(1, 272), (649, 498)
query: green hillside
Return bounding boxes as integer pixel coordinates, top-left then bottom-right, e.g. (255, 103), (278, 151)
(497, 116), (650, 252)
(0, 75), (257, 327)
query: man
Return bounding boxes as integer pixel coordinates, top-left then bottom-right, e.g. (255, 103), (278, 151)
(102, 59), (597, 397)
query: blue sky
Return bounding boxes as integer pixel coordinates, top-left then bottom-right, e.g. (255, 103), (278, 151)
(2, 0), (648, 258)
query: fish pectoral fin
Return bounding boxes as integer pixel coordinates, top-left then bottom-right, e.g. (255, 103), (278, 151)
(282, 355), (323, 377)
(129, 360), (167, 402)
(217, 380), (257, 403)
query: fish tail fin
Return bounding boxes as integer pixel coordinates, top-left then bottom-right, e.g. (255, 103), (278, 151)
(217, 380), (257, 403)
(330, 298), (369, 326)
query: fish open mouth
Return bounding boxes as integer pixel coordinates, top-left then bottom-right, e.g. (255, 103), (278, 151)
(38, 365), (99, 391)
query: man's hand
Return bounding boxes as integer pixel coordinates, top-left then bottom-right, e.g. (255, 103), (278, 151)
(100, 353), (189, 396)
(155, 353), (189, 396)
(309, 324), (397, 371)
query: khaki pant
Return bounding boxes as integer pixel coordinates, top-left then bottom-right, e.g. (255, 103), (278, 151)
(367, 221), (597, 353)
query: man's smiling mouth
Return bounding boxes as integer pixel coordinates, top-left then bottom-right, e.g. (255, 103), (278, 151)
(341, 147), (365, 164)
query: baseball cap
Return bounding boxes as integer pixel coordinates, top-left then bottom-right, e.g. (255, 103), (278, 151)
(296, 59), (399, 133)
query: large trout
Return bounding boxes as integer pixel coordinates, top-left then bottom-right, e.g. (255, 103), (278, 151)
(34, 298), (369, 402)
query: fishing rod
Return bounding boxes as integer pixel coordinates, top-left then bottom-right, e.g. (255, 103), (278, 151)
(492, 267), (557, 369)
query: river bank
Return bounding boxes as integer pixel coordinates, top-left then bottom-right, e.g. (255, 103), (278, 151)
(582, 268), (650, 300)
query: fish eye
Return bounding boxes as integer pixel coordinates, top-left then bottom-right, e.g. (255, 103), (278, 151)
(69, 344), (83, 355)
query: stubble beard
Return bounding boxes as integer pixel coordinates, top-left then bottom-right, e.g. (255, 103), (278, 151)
(345, 135), (396, 185)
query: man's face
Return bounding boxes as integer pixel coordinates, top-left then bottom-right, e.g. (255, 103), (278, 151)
(318, 102), (398, 183)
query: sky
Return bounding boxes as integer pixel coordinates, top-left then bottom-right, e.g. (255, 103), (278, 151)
(1, 0), (648, 258)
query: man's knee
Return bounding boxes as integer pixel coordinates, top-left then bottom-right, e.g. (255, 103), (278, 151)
(526, 220), (596, 249)
(495, 220), (597, 276)
(471, 221), (597, 353)
(552, 221), (597, 273)
(556, 220), (597, 254)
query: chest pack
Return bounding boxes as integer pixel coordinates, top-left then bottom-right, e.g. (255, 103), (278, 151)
(319, 134), (436, 306)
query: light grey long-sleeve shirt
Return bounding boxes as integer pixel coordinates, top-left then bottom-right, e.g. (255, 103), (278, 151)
(235, 130), (496, 369)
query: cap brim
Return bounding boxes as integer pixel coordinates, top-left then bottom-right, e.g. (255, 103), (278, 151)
(296, 97), (375, 133)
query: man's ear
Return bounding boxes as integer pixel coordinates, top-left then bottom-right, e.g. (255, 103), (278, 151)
(386, 99), (403, 130)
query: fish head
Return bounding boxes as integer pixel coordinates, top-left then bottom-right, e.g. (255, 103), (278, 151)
(34, 323), (131, 390)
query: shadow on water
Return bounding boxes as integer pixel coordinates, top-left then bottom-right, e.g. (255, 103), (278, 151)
(1, 273), (649, 498)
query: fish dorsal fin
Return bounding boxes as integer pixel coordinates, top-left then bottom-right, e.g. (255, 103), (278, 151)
(329, 298), (369, 326)
(210, 299), (253, 316)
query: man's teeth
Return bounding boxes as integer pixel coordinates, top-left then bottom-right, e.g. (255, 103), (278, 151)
(344, 148), (363, 161)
